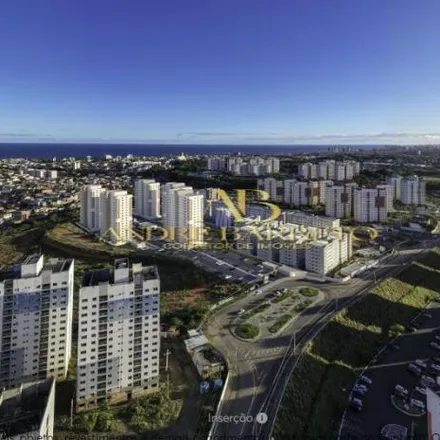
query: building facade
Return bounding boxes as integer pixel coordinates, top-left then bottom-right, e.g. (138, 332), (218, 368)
(134, 179), (161, 219)
(100, 190), (133, 245)
(401, 176), (426, 205)
(353, 187), (389, 223)
(0, 255), (74, 388)
(80, 184), (105, 232)
(76, 259), (160, 411)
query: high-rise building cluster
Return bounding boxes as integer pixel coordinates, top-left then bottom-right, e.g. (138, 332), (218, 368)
(387, 175), (426, 205)
(80, 185), (133, 245)
(207, 156), (280, 176)
(298, 160), (360, 181)
(324, 183), (394, 222)
(80, 179), (207, 249)
(0, 255), (161, 413)
(258, 178), (332, 206)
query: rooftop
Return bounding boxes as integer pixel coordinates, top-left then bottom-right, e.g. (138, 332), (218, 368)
(82, 260), (159, 287)
(0, 378), (54, 438)
(0, 257), (73, 282)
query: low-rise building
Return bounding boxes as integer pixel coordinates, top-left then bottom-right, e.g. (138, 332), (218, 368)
(0, 378), (55, 440)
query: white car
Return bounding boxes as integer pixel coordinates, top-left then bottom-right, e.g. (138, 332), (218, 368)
(410, 398), (425, 410)
(237, 309), (246, 316)
(421, 375), (436, 386)
(394, 384), (408, 397)
(430, 342), (440, 351)
(431, 363), (440, 373)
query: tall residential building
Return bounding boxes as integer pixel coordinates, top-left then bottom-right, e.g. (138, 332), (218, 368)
(161, 182), (186, 234)
(353, 187), (389, 223)
(305, 233), (352, 276)
(388, 176), (403, 201)
(207, 157), (226, 171)
(76, 259), (160, 411)
(80, 184), (105, 232)
(0, 378), (55, 440)
(161, 183), (204, 247)
(100, 190), (133, 245)
(377, 184), (393, 213)
(258, 178), (283, 202)
(0, 255), (74, 388)
(401, 176), (426, 205)
(325, 183), (358, 218)
(317, 160), (360, 181)
(134, 179), (161, 219)
(298, 163), (318, 179)
(291, 181), (320, 206)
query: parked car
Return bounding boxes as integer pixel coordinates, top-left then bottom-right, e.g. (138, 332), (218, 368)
(414, 359), (428, 370)
(421, 375), (436, 386)
(349, 397), (363, 412)
(359, 375), (373, 385)
(415, 386), (426, 395)
(352, 385), (368, 396)
(430, 342), (440, 351)
(431, 363), (440, 373)
(408, 364), (423, 376)
(394, 384), (409, 398)
(410, 399), (425, 410)
(237, 309), (246, 316)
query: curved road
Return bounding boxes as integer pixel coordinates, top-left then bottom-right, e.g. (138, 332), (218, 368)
(204, 244), (439, 439)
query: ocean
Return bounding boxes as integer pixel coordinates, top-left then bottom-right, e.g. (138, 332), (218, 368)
(0, 143), (374, 159)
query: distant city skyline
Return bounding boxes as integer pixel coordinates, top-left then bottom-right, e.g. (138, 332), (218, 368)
(1, 0), (439, 145)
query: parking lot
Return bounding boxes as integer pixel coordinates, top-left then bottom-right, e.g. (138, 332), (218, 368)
(341, 301), (440, 439)
(176, 247), (279, 284)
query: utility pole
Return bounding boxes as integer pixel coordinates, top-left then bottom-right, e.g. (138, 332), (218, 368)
(70, 397), (74, 428)
(165, 349), (171, 398)
(165, 349), (171, 372)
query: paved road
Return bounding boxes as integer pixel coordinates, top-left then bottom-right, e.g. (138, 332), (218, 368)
(204, 243), (440, 439)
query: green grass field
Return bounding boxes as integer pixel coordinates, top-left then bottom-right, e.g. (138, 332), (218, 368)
(274, 249), (440, 439)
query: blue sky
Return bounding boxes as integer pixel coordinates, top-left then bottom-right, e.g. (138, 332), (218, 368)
(0, 0), (439, 145)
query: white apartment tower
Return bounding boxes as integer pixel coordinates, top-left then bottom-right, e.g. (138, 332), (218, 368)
(80, 185), (105, 232)
(161, 182), (204, 248)
(305, 233), (352, 276)
(0, 255), (74, 388)
(298, 163), (318, 179)
(401, 176), (426, 205)
(76, 259), (160, 411)
(134, 179), (161, 219)
(325, 183), (358, 218)
(388, 176), (403, 201)
(353, 187), (389, 223)
(100, 190), (133, 245)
